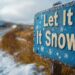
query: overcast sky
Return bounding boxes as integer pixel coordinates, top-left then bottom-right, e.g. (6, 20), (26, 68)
(0, 0), (74, 24)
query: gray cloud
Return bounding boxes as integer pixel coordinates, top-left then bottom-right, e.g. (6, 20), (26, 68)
(0, 0), (72, 24)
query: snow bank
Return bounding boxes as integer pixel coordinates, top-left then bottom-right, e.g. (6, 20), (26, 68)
(0, 49), (46, 75)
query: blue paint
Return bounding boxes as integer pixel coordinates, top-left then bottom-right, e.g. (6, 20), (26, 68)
(34, 1), (75, 68)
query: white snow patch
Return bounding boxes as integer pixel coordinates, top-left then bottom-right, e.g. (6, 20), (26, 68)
(16, 37), (27, 42)
(0, 49), (46, 75)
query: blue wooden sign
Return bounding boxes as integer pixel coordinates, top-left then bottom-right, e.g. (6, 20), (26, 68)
(34, 1), (75, 67)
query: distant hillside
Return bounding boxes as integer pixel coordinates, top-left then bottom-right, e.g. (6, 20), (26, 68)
(0, 21), (14, 28)
(0, 20), (33, 29)
(0, 21), (6, 27)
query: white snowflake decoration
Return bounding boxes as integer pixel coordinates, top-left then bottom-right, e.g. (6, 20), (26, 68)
(64, 53), (69, 59)
(38, 47), (39, 50)
(48, 49), (52, 55)
(56, 52), (59, 56)
(43, 28), (45, 31)
(36, 25), (38, 30)
(41, 46), (44, 52)
(58, 56), (61, 59)
(39, 21), (41, 25)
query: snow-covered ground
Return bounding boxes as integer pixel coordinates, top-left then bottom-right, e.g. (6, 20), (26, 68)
(0, 49), (46, 75)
